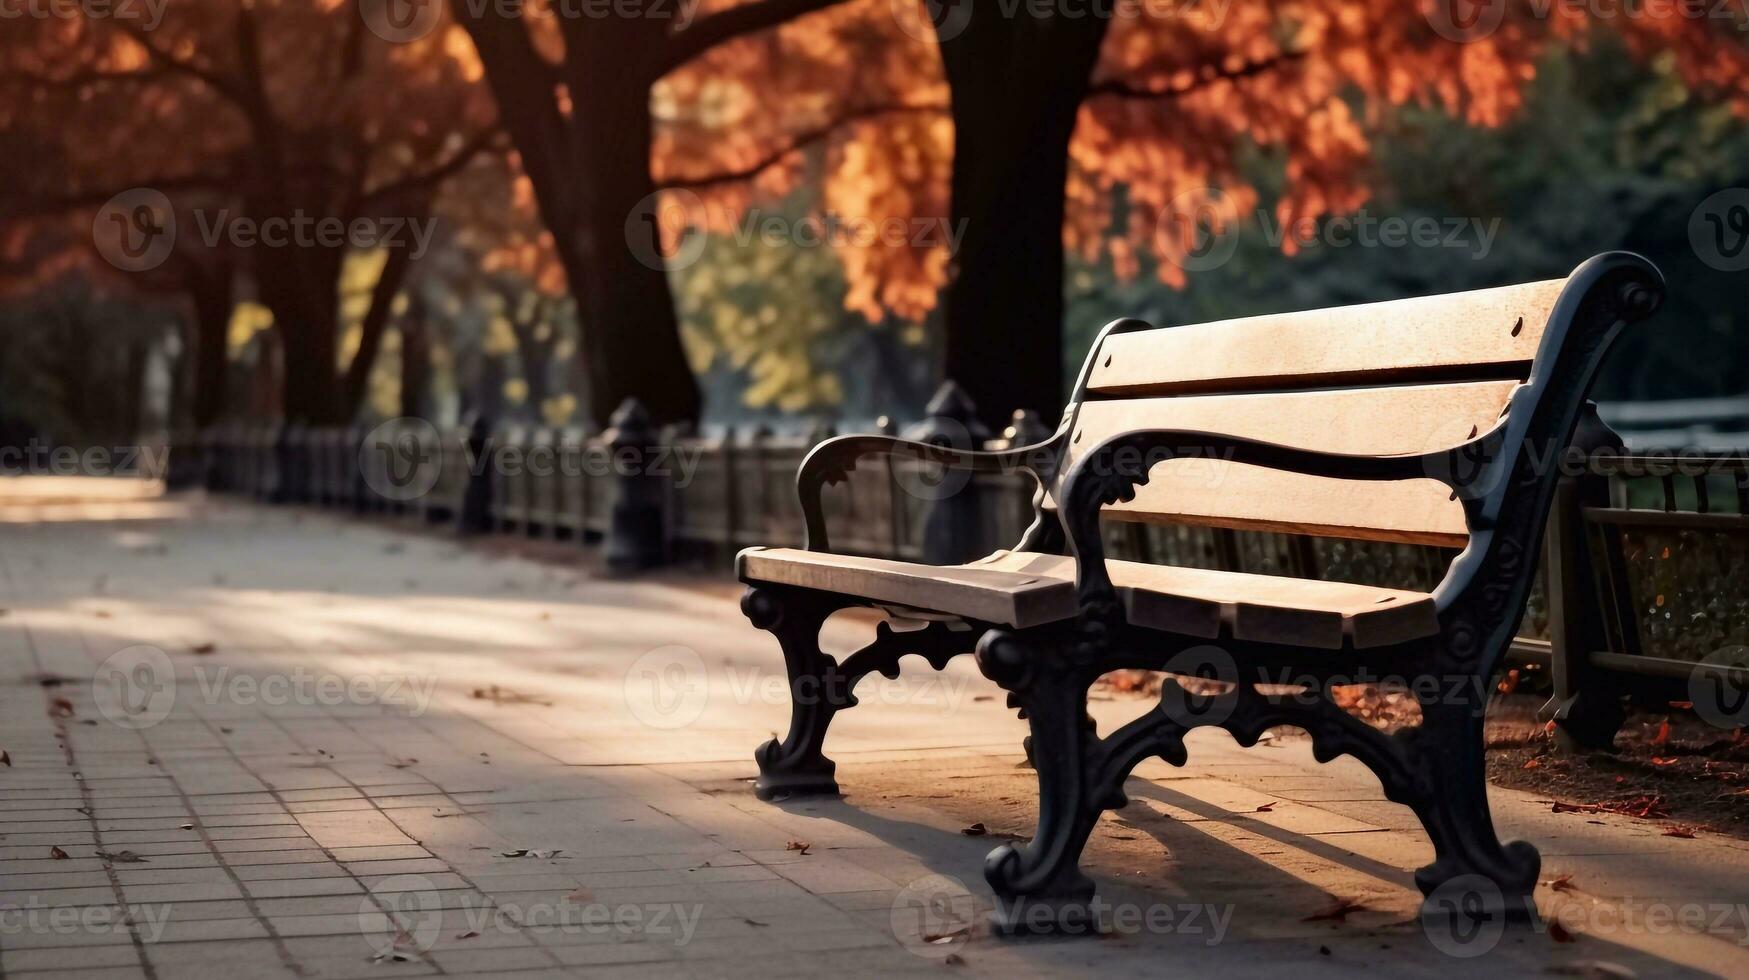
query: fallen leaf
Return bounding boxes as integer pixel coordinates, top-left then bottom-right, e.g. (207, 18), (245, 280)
(1668, 701), (1693, 710)
(1255, 803), (1275, 812)
(565, 889), (594, 902)
(961, 823), (988, 836)
(1650, 757), (1678, 767)
(190, 642), (216, 655)
(1523, 758), (1541, 770)
(50, 846), (69, 859)
(48, 697), (74, 719)
(179, 823), (194, 830)
(1545, 874), (1578, 892)
(97, 850), (148, 863)
(1652, 719), (1671, 747)
(1544, 960), (1637, 978)
(1661, 826), (1697, 839)
(1497, 669), (1521, 695)
(944, 953), (965, 965)
(1, 749), (10, 766)
(785, 840), (811, 855)
(454, 931), (479, 940)
(1302, 899), (1366, 923)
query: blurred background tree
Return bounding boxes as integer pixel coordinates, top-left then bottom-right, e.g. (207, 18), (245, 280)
(3, 1), (1748, 448)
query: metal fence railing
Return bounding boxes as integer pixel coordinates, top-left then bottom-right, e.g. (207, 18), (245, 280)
(166, 400), (1749, 751)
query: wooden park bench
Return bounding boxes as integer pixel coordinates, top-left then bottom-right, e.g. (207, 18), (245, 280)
(736, 252), (1664, 932)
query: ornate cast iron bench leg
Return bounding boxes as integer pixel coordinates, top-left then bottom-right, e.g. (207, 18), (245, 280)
(1408, 674), (1541, 919)
(977, 630), (1101, 933)
(744, 584), (974, 801)
(744, 585), (846, 800)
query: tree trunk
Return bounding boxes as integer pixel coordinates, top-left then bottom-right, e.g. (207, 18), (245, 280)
(455, 9), (702, 428)
(342, 237), (420, 420)
(563, 92), (701, 427)
(936, 5), (1110, 430)
(187, 262), (234, 428)
(257, 238), (346, 425)
(399, 305), (430, 419)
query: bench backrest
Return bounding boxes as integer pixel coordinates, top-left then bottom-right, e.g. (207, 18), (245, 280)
(1049, 278), (1572, 547)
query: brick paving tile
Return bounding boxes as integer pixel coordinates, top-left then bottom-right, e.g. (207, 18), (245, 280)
(2, 495), (1744, 979)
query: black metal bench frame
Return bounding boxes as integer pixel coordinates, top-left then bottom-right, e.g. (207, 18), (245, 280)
(742, 252), (1665, 933)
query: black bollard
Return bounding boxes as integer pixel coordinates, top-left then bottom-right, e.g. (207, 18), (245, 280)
(903, 381), (993, 566)
(457, 412), (495, 535)
(604, 399), (667, 571)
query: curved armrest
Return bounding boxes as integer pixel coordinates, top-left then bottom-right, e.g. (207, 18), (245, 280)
(1056, 425), (1504, 647)
(797, 432), (1064, 552)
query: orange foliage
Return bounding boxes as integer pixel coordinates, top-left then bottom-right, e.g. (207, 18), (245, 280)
(656, 0), (1749, 307)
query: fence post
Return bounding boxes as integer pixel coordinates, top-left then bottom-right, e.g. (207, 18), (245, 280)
(457, 412), (494, 535)
(905, 381), (992, 565)
(604, 398), (666, 571)
(1542, 404), (1629, 750)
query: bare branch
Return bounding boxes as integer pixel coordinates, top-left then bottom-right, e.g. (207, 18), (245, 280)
(109, 19), (252, 112)
(355, 129), (509, 212)
(0, 174), (233, 222)
(655, 0), (857, 77)
(658, 103), (945, 191)
(1085, 51), (1306, 101)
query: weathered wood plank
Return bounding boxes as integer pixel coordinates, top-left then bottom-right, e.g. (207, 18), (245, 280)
(1087, 279), (1564, 396)
(737, 547), (1438, 647)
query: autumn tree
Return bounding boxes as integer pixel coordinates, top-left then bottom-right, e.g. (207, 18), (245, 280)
(0, 2), (499, 425)
(655, 0), (1749, 426)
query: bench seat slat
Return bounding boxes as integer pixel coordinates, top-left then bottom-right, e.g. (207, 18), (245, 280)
(1086, 279), (1564, 397)
(738, 547), (1438, 649)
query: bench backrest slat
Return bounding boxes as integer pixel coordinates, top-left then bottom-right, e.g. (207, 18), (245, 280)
(1057, 278), (1571, 545)
(1085, 279), (1565, 397)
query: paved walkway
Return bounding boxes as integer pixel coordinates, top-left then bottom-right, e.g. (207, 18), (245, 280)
(1, 478), (1746, 978)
